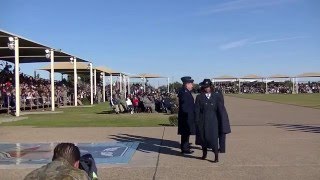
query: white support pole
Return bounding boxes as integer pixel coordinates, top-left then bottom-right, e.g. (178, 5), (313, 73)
(89, 63), (93, 105)
(103, 72), (106, 102)
(14, 37), (20, 117)
(119, 73), (122, 93)
(143, 78), (146, 92)
(94, 69), (97, 96)
(73, 58), (78, 106)
(265, 78), (268, 94)
(110, 74), (113, 99)
(238, 79), (241, 94)
(167, 77), (170, 93)
(291, 78), (294, 94)
(127, 76), (131, 95)
(50, 49), (55, 111)
(124, 75), (127, 98)
(296, 77), (299, 94)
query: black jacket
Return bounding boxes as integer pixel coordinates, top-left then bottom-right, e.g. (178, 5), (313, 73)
(195, 92), (231, 149)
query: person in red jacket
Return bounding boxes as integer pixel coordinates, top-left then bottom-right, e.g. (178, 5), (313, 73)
(132, 95), (139, 113)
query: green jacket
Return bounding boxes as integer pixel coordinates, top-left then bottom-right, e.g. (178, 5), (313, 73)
(24, 158), (89, 180)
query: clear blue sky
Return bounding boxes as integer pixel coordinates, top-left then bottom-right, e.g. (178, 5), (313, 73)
(1, 0), (319, 83)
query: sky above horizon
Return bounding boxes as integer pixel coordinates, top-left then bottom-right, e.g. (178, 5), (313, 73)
(1, 0), (320, 84)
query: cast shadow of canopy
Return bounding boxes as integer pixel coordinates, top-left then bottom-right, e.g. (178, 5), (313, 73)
(270, 123), (320, 134)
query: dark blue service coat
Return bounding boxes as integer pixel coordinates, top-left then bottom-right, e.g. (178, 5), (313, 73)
(178, 87), (196, 135)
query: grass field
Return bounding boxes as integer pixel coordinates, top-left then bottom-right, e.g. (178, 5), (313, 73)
(227, 93), (320, 109)
(1, 94), (319, 127)
(0, 103), (171, 127)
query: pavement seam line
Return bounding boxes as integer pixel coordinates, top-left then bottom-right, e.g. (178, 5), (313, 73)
(152, 126), (166, 180)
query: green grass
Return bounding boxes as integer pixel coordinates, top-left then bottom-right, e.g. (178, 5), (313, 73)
(0, 103), (171, 127)
(227, 93), (320, 109)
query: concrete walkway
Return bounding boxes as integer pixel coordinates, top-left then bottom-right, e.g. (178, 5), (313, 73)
(0, 96), (319, 180)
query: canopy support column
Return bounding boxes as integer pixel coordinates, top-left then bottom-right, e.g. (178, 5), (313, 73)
(167, 77), (170, 93)
(119, 73), (122, 93)
(103, 72), (106, 102)
(143, 78), (146, 92)
(94, 69), (97, 96)
(265, 78), (268, 94)
(110, 74), (113, 100)
(14, 37), (20, 117)
(296, 78), (299, 94)
(238, 79), (241, 94)
(90, 63), (93, 105)
(124, 75), (127, 98)
(127, 76), (131, 95)
(50, 49), (55, 111)
(73, 58), (78, 106)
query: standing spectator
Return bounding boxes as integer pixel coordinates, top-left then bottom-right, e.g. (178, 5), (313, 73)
(132, 95), (139, 113)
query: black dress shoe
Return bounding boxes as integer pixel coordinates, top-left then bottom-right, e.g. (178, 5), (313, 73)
(213, 153), (219, 163)
(213, 159), (219, 163)
(201, 151), (207, 160)
(181, 150), (194, 155)
(201, 154), (207, 160)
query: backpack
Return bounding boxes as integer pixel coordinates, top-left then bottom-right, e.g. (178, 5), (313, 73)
(79, 154), (98, 180)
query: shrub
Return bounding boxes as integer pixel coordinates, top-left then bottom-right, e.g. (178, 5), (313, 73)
(168, 115), (178, 126)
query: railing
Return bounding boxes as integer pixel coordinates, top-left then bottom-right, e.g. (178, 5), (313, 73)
(0, 95), (75, 114)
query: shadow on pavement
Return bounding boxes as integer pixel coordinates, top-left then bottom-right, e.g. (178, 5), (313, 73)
(270, 123), (320, 134)
(109, 133), (201, 159)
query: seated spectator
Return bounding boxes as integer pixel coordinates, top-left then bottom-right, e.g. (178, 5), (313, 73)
(110, 95), (124, 114)
(24, 143), (89, 180)
(141, 95), (156, 113)
(126, 97), (134, 114)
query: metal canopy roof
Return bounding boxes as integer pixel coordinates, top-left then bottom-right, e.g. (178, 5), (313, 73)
(38, 62), (91, 74)
(95, 66), (122, 76)
(0, 29), (88, 63)
(130, 73), (166, 78)
(213, 75), (238, 79)
(241, 74), (264, 79)
(38, 63), (123, 76)
(268, 74), (291, 79)
(296, 72), (320, 78)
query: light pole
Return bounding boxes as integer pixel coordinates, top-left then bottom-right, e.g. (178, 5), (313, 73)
(89, 62), (93, 105)
(45, 49), (55, 111)
(70, 57), (78, 106)
(8, 37), (21, 116)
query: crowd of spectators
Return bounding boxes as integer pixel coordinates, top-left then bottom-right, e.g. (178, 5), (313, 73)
(298, 82), (320, 93)
(109, 83), (178, 114)
(267, 82), (292, 94)
(214, 81), (320, 94)
(1, 60), (319, 115)
(0, 62), (94, 112)
(214, 82), (238, 94)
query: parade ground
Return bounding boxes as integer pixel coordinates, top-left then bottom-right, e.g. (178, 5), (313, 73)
(0, 95), (319, 180)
